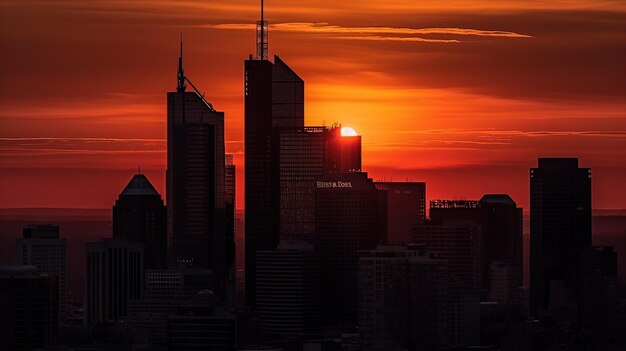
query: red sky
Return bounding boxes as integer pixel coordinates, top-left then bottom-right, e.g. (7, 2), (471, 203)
(1, 0), (625, 210)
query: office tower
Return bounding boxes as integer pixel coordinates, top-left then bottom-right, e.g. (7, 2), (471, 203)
(478, 195), (523, 306)
(15, 225), (67, 325)
(412, 220), (481, 346)
(167, 41), (227, 284)
(278, 126), (327, 241)
(167, 292), (237, 351)
(315, 172), (387, 328)
(0, 265), (57, 351)
(85, 238), (143, 325)
(224, 154), (236, 300)
(375, 182), (426, 244)
(326, 126), (362, 172)
(113, 172), (167, 269)
(530, 158), (591, 315)
(430, 196), (523, 306)
(256, 240), (321, 338)
(359, 245), (449, 351)
(245, 2), (304, 308)
(579, 246), (618, 334)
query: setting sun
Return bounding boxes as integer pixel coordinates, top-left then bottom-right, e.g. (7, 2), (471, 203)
(341, 126), (358, 137)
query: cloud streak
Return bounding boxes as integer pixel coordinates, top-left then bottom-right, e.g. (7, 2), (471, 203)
(204, 22), (532, 43)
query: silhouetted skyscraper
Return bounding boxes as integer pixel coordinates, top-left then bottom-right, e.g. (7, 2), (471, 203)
(315, 172), (387, 328)
(430, 196), (523, 306)
(167, 41), (227, 284)
(113, 172), (167, 269)
(579, 246), (618, 336)
(244, 4), (304, 307)
(412, 220), (481, 346)
(0, 265), (58, 351)
(327, 127), (362, 172)
(530, 158), (591, 316)
(85, 239), (143, 325)
(225, 154), (236, 297)
(15, 225), (67, 325)
(375, 182), (426, 244)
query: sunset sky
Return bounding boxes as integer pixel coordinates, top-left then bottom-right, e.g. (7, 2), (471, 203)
(1, 0), (625, 210)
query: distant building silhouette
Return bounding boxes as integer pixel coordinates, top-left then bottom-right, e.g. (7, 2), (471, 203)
(359, 245), (449, 351)
(412, 220), (481, 347)
(314, 172), (387, 328)
(375, 182), (426, 244)
(167, 41), (227, 287)
(430, 196), (523, 307)
(0, 265), (58, 351)
(244, 29), (304, 307)
(85, 239), (143, 325)
(113, 172), (167, 269)
(256, 240), (321, 339)
(15, 225), (67, 325)
(327, 127), (362, 172)
(530, 158), (591, 316)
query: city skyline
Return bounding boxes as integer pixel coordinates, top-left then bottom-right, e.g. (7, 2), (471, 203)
(1, 1), (625, 210)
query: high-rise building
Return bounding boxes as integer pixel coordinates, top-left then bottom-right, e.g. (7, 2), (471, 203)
(85, 238), (143, 325)
(359, 245), (449, 351)
(278, 126), (328, 241)
(326, 126), (362, 172)
(0, 265), (58, 351)
(256, 240), (321, 339)
(430, 195), (523, 306)
(113, 172), (167, 269)
(375, 182), (426, 244)
(412, 220), (481, 346)
(530, 158), (591, 315)
(225, 154), (236, 297)
(244, 2), (305, 308)
(167, 41), (227, 285)
(315, 172), (387, 328)
(15, 225), (67, 325)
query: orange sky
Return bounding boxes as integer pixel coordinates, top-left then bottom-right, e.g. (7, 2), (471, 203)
(1, 0), (625, 210)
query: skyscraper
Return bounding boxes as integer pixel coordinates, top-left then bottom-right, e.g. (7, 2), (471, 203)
(314, 172), (387, 328)
(15, 225), (66, 325)
(85, 238), (143, 325)
(430, 196), (523, 306)
(113, 172), (167, 269)
(167, 41), (227, 284)
(530, 158), (591, 315)
(244, 3), (304, 307)
(375, 182), (426, 244)
(412, 220), (481, 346)
(225, 154), (236, 297)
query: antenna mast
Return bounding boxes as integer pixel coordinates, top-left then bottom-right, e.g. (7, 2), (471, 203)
(256, 0), (268, 60)
(177, 34), (186, 92)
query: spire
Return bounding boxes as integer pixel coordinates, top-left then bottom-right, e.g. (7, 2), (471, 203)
(177, 33), (186, 92)
(256, 0), (268, 60)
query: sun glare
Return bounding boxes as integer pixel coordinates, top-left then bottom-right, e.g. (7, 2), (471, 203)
(341, 126), (358, 137)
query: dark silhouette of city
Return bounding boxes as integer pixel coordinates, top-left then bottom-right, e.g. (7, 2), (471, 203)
(0, 1), (624, 351)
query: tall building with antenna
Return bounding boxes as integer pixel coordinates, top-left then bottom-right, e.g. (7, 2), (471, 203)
(167, 39), (227, 289)
(244, 0), (305, 308)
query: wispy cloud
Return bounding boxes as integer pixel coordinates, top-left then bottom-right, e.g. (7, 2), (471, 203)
(203, 22), (532, 43)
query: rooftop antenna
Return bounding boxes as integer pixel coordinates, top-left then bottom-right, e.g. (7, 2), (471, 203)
(256, 0), (268, 60)
(177, 33), (186, 92)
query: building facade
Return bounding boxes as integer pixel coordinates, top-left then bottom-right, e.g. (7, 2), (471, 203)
(113, 173), (167, 269)
(530, 158), (591, 315)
